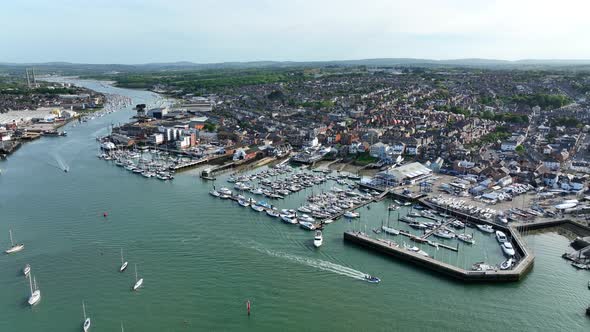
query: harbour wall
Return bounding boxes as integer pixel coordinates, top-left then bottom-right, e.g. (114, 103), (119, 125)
(344, 231), (533, 282)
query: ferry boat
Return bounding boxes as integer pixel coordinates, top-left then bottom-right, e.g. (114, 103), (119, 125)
(313, 230), (323, 248)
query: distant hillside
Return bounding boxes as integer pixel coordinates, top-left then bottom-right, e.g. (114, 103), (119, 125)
(2, 58), (590, 75)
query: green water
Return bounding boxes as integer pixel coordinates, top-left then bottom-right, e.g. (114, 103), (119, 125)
(0, 79), (589, 331)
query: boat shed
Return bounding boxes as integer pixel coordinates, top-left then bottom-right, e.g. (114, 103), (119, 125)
(372, 162), (432, 188)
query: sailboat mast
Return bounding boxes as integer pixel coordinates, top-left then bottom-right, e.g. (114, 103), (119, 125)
(33, 276), (37, 291)
(121, 248), (124, 264)
(135, 264), (138, 282)
(83, 301), (87, 319)
(28, 274), (33, 295)
(9, 229), (14, 246)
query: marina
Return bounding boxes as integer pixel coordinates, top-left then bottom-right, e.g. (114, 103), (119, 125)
(0, 78), (588, 331)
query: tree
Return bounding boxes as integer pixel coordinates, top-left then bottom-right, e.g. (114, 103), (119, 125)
(515, 145), (525, 155)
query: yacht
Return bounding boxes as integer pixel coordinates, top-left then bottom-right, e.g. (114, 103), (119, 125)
(281, 215), (298, 225)
(343, 211), (360, 218)
(132, 264), (144, 291)
(299, 221), (316, 231)
(251, 204), (265, 212)
(266, 209), (280, 218)
(409, 222), (428, 230)
(298, 206), (312, 213)
(23, 264), (31, 276)
(209, 189), (220, 197)
(297, 214), (315, 223)
(381, 226), (400, 235)
(250, 188), (264, 195)
(27, 275), (41, 306)
(433, 230), (455, 239)
(82, 301), (91, 332)
(313, 230), (323, 248)
(119, 249), (128, 272)
(500, 258), (514, 270)
(476, 224), (494, 233)
(495, 230), (508, 243)
(457, 233), (475, 244)
(238, 199), (250, 207)
(5, 229), (24, 254)
(501, 242), (515, 256)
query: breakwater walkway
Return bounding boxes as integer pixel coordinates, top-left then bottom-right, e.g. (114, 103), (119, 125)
(344, 231), (534, 282)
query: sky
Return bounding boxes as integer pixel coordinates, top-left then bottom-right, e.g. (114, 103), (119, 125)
(1, 0), (590, 64)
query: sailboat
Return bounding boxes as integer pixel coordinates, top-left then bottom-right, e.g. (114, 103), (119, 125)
(119, 249), (128, 272)
(5, 229), (24, 254)
(27, 274), (41, 306)
(132, 264), (143, 291)
(82, 301), (91, 332)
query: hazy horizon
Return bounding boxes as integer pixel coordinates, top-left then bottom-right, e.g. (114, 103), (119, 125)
(1, 0), (590, 64)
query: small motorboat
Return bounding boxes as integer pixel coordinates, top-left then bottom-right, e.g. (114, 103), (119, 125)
(238, 199), (250, 207)
(364, 275), (380, 283)
(500, 258), (514, 270)
(477, 224), (494, 233)
(266, 209), (280, 218)
(23, 264), (31, 277)
(209, 190), (220, 197)
(409, 222), (428, 229)
(313, 230), (323, 248)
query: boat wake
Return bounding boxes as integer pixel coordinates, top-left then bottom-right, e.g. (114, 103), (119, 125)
(247, 243), (368, 281)
(54, 154), (69, 172)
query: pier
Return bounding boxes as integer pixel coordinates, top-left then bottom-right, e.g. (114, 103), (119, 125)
(344, 231), (533, 282)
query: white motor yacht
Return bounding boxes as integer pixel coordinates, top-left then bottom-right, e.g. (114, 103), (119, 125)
(476, 224), (494, 233)
(313, 230), (323, 248)
(457, 233), (475, 244)
(343, 211), (360, 218)
(495, 230), (508, 243)
(501, 242), (515, 256)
